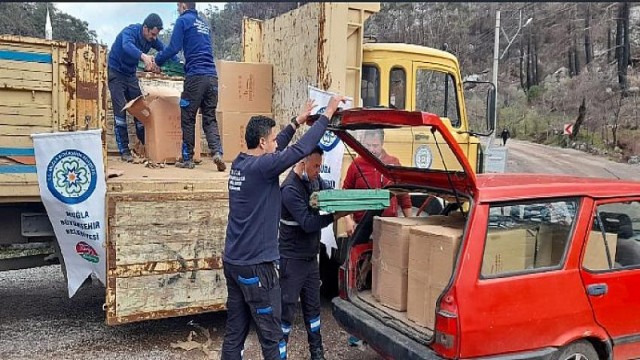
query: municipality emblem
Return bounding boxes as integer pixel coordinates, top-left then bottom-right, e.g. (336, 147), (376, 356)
(46, 149), (97, 204)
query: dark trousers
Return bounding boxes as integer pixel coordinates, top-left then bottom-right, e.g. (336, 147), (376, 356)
(221, 261), (286, 360)
(180, 75), (222, 161)
(280, 257), (323, 353)
(108, 69), (144, 155)
(502, 136), (508, 146)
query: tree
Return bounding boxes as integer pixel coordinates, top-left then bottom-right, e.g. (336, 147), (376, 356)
(0, 2), (96, 43)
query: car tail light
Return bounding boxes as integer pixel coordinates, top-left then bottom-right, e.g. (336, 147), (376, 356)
(338, 265), (347, 300)
(432, 289), (459, 359)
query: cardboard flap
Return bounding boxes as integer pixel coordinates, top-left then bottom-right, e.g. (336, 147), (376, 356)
(143, 86), (181, 104)
(122, 95), (153, 125)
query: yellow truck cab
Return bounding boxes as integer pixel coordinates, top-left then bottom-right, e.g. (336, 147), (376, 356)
(359, 43), (483, 174)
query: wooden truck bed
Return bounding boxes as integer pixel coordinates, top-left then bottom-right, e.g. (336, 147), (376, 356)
(105, 156), (230, 325)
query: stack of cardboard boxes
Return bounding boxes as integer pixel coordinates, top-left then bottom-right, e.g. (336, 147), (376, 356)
(216, 61), (273, 162)
(371, 215), (465, 318)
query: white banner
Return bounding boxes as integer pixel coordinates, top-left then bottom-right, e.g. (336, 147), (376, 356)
(32, 129), (107, 297)
(308, 86), (353, 257)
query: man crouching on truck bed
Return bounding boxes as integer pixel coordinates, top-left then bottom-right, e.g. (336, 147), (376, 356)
(221, 95), (347, 360)
(279, 146), (351, 360)
(108, 13), (177, 162)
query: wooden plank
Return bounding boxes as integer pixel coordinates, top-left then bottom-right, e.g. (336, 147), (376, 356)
(110, 257), (223, 278)
(0, 60), (52, 73)
(0, 105), (52, 117)
(115, 241), (224, 266)
(0, 134), (35, 147)
(0, 35), (66, 48)
(0, 114), (53, 127)
(0, 125), (54, 136)
(0, 89), (52, 106)
(0, 68), (52, 82)
(114, 269), (227, 318)
(242, 17), (263, 62)
(112, 222), (227, 246)
(110, 199), (228, 227)
(52, 45), (60, 130)
(0, 78), (52, 91)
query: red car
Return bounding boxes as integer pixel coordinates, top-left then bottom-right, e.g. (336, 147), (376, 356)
(330, 109), (640, 360)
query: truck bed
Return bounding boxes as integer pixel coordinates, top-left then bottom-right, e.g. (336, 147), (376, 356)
(105, 155), (230, 325)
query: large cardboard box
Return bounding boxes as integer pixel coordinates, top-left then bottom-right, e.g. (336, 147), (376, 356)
(481, 228), (536, 276)
(371, 215), (465, 310)
(583, 231), (618, 270)
(123, 86), (202, 163)
(407, 224), (464, 328)
(218, 111), (273, 162)
(217, 61), (273, 113)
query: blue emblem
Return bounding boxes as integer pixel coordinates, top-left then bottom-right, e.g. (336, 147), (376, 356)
(46, 149), (97, 204)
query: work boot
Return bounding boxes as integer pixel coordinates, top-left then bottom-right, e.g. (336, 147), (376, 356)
(175, 159), (195, 169)
(213, 152), (226, 172)
(121, 152), (133, 163)
(310, 347), (326, 360)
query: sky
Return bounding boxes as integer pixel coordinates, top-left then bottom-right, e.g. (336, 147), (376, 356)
(54, 2), (225, 47)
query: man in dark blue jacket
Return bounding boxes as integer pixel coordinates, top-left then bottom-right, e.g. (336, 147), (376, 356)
(154, 2), (225, 171)
(278, 146), (348, 360)
(221, 95), (346, 360)
(108, 13), (176, 162)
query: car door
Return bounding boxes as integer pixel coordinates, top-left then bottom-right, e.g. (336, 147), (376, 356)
(580, 198), (640, 358)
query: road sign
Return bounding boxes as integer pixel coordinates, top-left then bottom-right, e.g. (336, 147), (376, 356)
(485, 146), (508, 173)
(563, 123), (574, 135)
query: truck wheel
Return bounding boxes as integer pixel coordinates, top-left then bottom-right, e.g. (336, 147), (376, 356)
(553, 340), (600, 360)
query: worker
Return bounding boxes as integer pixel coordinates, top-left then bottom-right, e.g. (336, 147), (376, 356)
(278, 146), (349, 360)
(343, 128), (413, 236)
(108, 13), (176, 162)
(154, 2), (225, 171)
(221, 95), (347, 360)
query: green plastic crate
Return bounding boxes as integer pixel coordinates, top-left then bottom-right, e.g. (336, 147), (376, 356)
(310, 189), (391, 212)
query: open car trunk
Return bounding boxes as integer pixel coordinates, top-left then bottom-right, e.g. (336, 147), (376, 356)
(329, 108), (475, 345)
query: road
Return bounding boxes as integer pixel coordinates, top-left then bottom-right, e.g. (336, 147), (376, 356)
(505, 139), (640, 180)
(3, 140), (640, 360)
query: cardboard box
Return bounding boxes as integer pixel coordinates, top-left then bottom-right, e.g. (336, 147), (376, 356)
(481, 228), (535, 276)
(371, 215), (465, 306)
(217, 61), (273, 113)
(371, 258), (408, 311)
(123, 86), (202, 163)
(583, 231), (617, 270)
(218, 111), (272, 162)
(407, 276), (442, 328)
(407, 224), (464, 327)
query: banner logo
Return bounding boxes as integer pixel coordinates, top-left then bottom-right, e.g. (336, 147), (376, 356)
(46, 149), (97, 204)
(75, 241), (99, 263)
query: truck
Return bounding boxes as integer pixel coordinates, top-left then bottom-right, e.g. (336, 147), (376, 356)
(0, 1), (494, 325)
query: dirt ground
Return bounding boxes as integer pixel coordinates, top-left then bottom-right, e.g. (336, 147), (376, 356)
(0, 265), (381, 360)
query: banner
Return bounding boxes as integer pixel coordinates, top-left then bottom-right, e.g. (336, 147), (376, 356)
(32, 129), (107, 297)
(308, 86), (353, 257)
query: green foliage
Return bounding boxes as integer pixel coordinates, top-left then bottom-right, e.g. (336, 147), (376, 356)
(0, 2), (96, 43)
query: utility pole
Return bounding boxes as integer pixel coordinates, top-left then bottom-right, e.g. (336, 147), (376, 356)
(491, 10), (500, 148)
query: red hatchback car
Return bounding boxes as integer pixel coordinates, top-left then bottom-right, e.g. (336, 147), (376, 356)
(329, 109), (640, 360)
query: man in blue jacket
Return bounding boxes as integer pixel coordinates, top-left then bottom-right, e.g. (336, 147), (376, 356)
(278, 145), (348, 360)
(154, 2), (225, 171)
(108, 13), (176, 162)
(221, 95), (346, 360)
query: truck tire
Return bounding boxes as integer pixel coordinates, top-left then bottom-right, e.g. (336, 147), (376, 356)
(552, 340), (600, 360)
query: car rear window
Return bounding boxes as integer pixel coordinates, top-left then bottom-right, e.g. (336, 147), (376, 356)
(481, 198), (579, 278)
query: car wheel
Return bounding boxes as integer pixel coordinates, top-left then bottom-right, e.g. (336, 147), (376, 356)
(553, 340), (600, 360)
